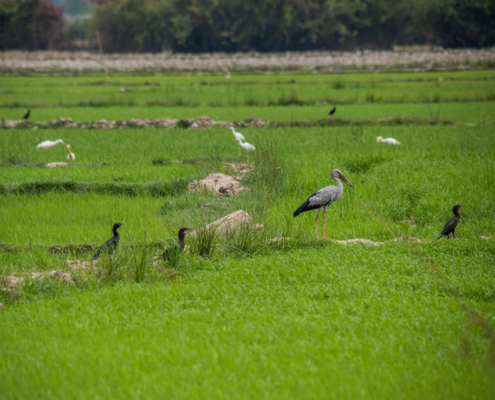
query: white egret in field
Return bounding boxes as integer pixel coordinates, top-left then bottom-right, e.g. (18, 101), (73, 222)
(66, 144), (76, 160)
(230, 126), (245, 141)
(36, 139), (65, 149)
(376, 136), (401, 145)
(236, 138), (256, 151)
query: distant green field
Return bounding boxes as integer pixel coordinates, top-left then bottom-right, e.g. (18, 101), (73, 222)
(1, 69), (495, 399)
(1, 72), (495, 107)
(1, 70), (494, 124)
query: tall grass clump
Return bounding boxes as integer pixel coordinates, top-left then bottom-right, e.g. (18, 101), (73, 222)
(189, 226), (218, 259)
(252, 139), (293, 197)
(224, 224), (268, 258)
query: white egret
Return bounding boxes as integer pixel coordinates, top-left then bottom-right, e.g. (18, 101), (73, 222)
(230, 126), (245, 141)
(376, 136), (400, 145)
(66, 144), (76, 160)
(36, 139), (64, 149)
(236, 138), (256, 151)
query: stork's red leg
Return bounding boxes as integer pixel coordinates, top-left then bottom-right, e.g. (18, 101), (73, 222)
(315, 208), (321, 239)
(322, 207), (327, 239)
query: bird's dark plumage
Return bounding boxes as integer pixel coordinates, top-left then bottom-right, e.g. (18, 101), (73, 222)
(163, 227), (190, 261)
(437, 205), (462, 240)
(293, 192), (322, 217)
(93, 222), (123, 259)
(22, 110), (30, 120)
(328, 106), (336, 116)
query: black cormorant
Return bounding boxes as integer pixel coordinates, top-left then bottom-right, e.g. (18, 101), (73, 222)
(163, 227), (190, 261)
(328, 107), (336, 118)
(93, 222), (124, 259)
(22, 110), (30, 120)
(437, 205), (463, 240)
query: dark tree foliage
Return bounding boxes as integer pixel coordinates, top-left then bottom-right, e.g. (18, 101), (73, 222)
(436, 0), (495, 48)
(2, 0), (495, 51)
(90, 0), (495, 53)
(0, 0), (64, 50)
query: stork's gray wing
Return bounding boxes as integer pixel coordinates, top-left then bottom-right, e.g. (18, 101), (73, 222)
(293, 186), (339, 217)
(308, 185), (341, 206)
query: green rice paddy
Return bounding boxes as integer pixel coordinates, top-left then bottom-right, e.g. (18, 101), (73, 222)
(0, 68), (494, 399)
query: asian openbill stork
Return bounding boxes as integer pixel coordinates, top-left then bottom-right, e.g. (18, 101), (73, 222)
(163, 227), (190, 261)
(94, 222), (124, 259)
(437, 205), (463, 240)
(293, 169), (353, 239)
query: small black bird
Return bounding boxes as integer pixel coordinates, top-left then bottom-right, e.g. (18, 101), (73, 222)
(328, 106), (336, 118)
(22, 109), (31, 120)
(163, 227), (190, 261)
(93, 222), (124, 259)
(437, 205), (463, 240)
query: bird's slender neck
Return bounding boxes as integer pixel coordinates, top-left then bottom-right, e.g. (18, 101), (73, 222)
(113, 228), (119, 236)
(454, 208), (461, 218)
(332, 175), (343, 188)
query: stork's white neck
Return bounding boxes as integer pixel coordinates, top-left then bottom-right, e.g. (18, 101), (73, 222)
(332, 176), (343, 188)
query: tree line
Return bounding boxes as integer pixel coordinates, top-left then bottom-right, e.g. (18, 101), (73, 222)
(1, 0), (494, 52)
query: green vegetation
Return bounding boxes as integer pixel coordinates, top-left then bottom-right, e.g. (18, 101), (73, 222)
(1, 68), (495, 399)
(1, 71), (495, 124)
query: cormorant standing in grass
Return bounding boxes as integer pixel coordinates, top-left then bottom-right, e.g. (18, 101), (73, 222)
(22, 110), (30, 120)
(437, 205), (463, 240)
(94, 222), (124, 259)
(163, 227), (190, 261)
(328, 106), (336, 118)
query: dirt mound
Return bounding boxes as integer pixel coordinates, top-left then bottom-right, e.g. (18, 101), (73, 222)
(188, 173), (246, 197)
(178, 116), (215, 128)
(1, 270), (73, 291)
(248, 119), (269, 127)
(46, 162), (68, 168)
(188, 210), (259, 238)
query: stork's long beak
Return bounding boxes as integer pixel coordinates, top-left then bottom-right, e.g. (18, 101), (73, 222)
(340, 174), (354, 188)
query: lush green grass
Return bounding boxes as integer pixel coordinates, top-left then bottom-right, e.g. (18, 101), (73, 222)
(1, 71), (495, 107)
(1, 70), (495, 399)
(1, 243), (495, 399)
